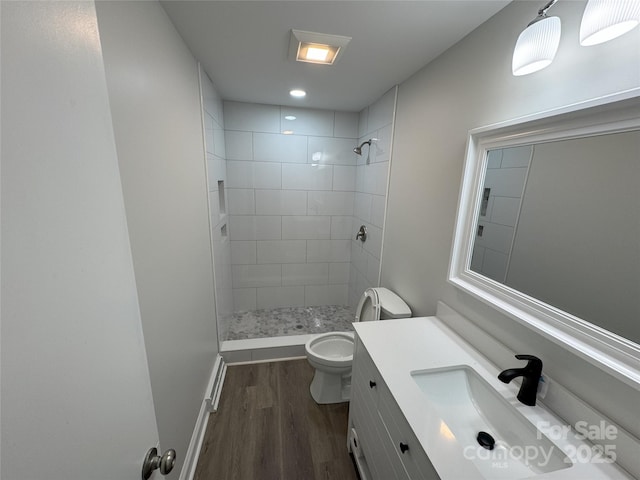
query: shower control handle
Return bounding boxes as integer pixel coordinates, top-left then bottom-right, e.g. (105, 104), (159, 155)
(356, 225), (367, 242)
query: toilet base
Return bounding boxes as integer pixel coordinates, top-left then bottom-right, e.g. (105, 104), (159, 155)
(309, 369), (351, 404)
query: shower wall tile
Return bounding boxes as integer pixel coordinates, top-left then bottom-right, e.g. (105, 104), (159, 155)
(307, 191), (354, 216)
(232, 264), (281, 288)
(282, 263), (329, 286)
(254, 133), (307, 163)
(281, 216), (331, 240)
(305, 284), (348, 307)
(307, 239), (351, 263)
(256, 286), (305, 309)
(370, 195), (386, 228)
(224, 102), (280, 133)
(329, 262), (351, 284)
(227, 189), (255, 215)
(233, 288), (257, 311)
(333, 165), (356, 192)
(280, 107), (334, 137)
(225, 101), (360, 313)
(227, 161), (281, 189)
(349, 87), (398, 312)
(330, 216), (352, 240)
(334, 112), (359, 139)
(308, 136), (358, 166)
(225, 130), (253, 161)
(229, 215), (281, 240)
(257, 240), (306, 264)
(281, 163), (333, 191)
(255, 190), (307, 215)
(230, 240), (256, 265)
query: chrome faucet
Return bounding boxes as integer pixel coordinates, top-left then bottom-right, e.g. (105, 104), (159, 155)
(498, 354), (543, 406)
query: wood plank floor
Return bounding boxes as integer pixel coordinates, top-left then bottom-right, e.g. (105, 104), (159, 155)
(194, 359), (360, 480)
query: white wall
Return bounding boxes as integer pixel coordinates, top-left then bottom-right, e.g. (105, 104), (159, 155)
(383, 0), (640, 441)
(350, 87), (398, 310)
(95, 2), (218, 477)
(224, 101), (358, 317)
(1, 2), (159, 478)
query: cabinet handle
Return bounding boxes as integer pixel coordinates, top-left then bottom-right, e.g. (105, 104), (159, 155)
(400, 442), (409, 454)
(369, 380), (377, 388)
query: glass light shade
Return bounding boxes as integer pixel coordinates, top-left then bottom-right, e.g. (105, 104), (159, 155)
(512, 16), (562, 76)
(580, 0), (640, 46)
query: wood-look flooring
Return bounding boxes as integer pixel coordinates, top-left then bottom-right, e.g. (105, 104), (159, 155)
(194, 359), (359, 480)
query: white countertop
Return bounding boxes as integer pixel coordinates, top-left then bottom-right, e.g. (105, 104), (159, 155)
(354, 316), (632, 480)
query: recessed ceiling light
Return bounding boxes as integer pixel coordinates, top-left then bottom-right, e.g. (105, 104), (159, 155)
(289, 89), (306, 98)
(284, 115), (297, 121)
(289, 29), (352, 66)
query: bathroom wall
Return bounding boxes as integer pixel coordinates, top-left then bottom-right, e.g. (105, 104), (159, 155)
(200, 70), (234, 342)
(96, 2), (219, 477)
(384, 0), (640, 441)
(349, 87), (398, 311)
(224, 101), (358, 313)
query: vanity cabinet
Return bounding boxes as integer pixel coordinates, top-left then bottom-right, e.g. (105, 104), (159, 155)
(348, 335), (439, 480)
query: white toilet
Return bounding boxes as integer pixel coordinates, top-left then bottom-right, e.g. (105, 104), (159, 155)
(304, 287), (411, 404)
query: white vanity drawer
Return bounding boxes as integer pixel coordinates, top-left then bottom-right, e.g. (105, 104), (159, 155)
(378, 379), (439, 479)
(352, 339), (382, 405)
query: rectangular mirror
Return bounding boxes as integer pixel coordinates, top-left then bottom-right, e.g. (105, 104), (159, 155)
(449, 92), (640, 388)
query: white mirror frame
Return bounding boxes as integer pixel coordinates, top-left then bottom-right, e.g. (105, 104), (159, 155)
(449, 90), (640, 389)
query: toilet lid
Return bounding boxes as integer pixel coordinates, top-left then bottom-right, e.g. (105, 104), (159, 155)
(354, 288), (380, 322)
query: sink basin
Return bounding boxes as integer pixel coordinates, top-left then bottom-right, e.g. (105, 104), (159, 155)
(411, 366), (572, 479)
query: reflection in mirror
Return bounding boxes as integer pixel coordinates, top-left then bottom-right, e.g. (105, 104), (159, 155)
(471, 131), (640, 345)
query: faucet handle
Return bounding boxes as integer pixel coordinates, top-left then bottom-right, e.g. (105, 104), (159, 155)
(515, 354), (542, 371)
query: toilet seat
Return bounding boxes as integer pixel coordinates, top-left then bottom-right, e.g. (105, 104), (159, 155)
(305, 332), (354, 369)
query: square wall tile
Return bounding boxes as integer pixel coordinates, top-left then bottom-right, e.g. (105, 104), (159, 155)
(255, 190), (307, 215)
(281, 107), (333, 137)
(308, 137), (358, 166)
(282, 216), (330, 240)
(282, 263), (329, 286)
(224, 101), (280, 133)
(257, 240), (307, 264)
(254, 133), (307, 163)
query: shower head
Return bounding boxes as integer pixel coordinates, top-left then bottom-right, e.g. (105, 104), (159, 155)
(353, 139), (373, 155)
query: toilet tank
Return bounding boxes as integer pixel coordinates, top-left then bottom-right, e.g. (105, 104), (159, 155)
(377, 287), (412, 319)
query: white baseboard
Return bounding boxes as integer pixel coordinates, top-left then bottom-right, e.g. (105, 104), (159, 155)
(179, 354), (227, 480)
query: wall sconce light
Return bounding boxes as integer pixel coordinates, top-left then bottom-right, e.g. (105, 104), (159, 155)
(513, 0), (640, 76)
(512, 0), (561, 76)
(580, 0), (640, 46)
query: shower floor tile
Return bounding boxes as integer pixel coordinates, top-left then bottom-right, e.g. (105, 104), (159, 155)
(226, 305), (354, 341)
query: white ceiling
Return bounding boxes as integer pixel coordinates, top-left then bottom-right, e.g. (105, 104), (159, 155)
(161, 1), (511, 112)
